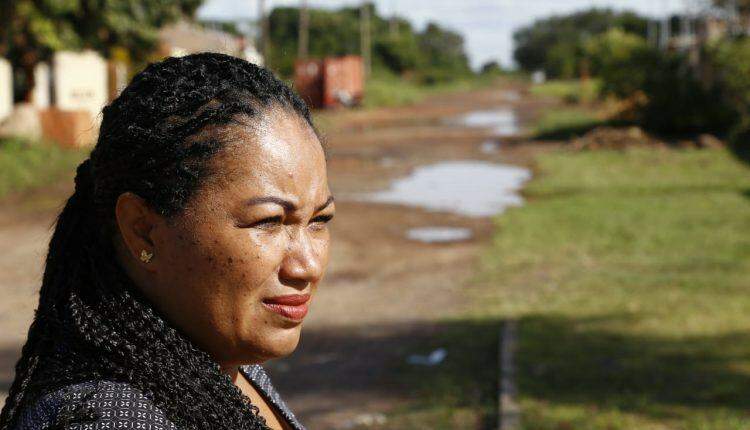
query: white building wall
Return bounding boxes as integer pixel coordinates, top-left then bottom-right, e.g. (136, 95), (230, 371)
(53, 50), (108, 121)
(0, 58), (12, 121)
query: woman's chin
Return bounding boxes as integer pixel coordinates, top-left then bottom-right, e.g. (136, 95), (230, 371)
(240, 327), (302, 363)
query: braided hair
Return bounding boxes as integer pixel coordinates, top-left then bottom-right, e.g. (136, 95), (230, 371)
(0, 52), (316, 430)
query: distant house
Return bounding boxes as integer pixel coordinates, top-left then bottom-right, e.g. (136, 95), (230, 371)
(0, 20), (264, 146)
(158, 20), (263, 65)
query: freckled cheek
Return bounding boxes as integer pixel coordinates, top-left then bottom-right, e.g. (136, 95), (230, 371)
(225, 232), (289, 310)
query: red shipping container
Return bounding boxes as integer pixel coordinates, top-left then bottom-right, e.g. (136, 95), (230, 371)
(294, 59), (324, 108)
(322, 55), (364, 108)
(294, 56), (364, 109)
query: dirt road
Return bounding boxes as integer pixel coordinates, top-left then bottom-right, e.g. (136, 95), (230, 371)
(0, 82), (544, 429)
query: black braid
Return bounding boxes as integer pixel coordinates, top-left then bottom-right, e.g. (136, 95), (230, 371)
(0, 52), (317, 430)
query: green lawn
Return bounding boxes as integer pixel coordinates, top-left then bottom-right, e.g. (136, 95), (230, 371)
(530, 79), (601, 104)
(480, 147), (750, 429)
(363, 72), (502, 109)
(533, 108), (606, 139)
(0, 138), (88, 199)
(385, 147), (750, 429)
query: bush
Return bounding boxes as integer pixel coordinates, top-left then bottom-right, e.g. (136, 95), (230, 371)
(591, 30), (737, 136)
(585, 28), (657, 98)
(638, 52), (735, 134)
(0, 138), (87, 198)
(708, 37), (750, 148)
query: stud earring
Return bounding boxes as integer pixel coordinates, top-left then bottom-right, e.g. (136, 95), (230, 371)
(140, 249), (154, 263)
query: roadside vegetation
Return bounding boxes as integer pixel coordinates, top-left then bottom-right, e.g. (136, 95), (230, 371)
(529, 79), (600, 105)
(363, 70), (506, 109)
(480, 147), (750, 429)
(384, 146), (750, 430)
(513, 4), (750, 150)
(0, 138), (87, 199)
(532, 108), (605, 140)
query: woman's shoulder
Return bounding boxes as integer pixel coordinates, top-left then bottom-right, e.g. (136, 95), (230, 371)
(13, 380), (176, 430)
(240, 364), (306, 430)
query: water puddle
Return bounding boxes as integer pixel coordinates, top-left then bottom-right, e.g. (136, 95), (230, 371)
(480, 140), (501, 154)
(500, 90), (521, 102)
(354, 160), (531, 217)
(456, 108), (520, 137)
(406, 227), (473, 243)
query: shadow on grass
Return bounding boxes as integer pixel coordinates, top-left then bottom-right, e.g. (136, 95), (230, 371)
(0, 344), (21, 396)
(534, 119), (631, 141)
(519, 314), (750, 421)
(267, 319), (501, 429)
(731, 144), (750, 167)
(267, 315), (750, 428)
(3, 315), (747, 427)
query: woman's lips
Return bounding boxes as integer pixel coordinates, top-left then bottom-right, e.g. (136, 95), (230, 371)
(262, 293), (310, 321)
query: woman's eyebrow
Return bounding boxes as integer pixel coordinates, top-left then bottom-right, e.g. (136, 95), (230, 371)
(244, 195), (334, 212)
(316, 195), (335, 212)
(245, 196), (296, 211)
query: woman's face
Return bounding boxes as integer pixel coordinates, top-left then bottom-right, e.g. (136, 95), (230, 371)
(128, 109), (334, 366)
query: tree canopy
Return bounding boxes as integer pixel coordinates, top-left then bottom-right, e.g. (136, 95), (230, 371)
(267, 3), (471, 82)
(0, 0), (202, 100)
(513, 8), (648, 78)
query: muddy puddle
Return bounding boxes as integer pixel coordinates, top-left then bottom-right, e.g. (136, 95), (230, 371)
(406, 227), (473, 243)
(480, 140), (501, 154)
(454, 108), (520, 137)
(353, 160), (531, 217)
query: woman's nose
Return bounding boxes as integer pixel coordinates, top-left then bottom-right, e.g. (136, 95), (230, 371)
(279, 227), (324, 285)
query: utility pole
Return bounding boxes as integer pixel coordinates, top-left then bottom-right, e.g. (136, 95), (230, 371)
(660, 0), (671, 49)
(298, 0), (309, 59)
(729, 0), (741, 35)
(259, 0), (271, 64)
(648, 18), (658, 46)
(389, 0), (398, 37)
(360, 2), (371, 77)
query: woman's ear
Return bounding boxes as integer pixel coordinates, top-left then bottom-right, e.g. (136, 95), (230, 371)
(115, 192), (159, 271)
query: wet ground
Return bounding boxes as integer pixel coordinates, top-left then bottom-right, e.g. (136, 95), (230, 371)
(0, 82), (551, 428)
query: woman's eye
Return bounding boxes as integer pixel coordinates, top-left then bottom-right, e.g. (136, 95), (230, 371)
(310, 214), (334, 229)
(250, 215), (283, 229)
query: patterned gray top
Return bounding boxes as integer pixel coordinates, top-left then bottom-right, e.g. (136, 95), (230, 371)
(13, 364), (304, 430)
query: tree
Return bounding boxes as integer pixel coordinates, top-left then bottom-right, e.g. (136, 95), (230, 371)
(585, 28), (656, 98)
(513, 8), (648, 78)
(480, 60), (503, 75)
(416, 22), (471, 83)
(0, 0), (202, 101)
(267, 4), (470, 82)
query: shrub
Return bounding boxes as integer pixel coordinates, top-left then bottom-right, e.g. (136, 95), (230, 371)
(591, 30), (737, 136)
(585, 28), (657, 99)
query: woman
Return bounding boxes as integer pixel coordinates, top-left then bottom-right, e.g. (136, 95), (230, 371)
(0, 52), (334, 430)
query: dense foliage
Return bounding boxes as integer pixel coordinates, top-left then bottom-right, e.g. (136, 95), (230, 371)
(0, 0), (201, 100)
(588, 29), (745, 139)
(518, 6), (750, 148)
(267, 3), (471, 82)
(513, 8), (648, 79)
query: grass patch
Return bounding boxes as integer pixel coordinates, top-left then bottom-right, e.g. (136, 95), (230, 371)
(363, 72), (499, 109)
(533, 108), (606, 139)
(384, 147), (750, 429)
(0, 138), (88, 199)
(530, 79), (601, 104)
(476, 148), (750, 429)
(379, 319), (500, 430)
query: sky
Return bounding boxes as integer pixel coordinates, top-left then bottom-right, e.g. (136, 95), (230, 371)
(197, 0), (698, 69)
